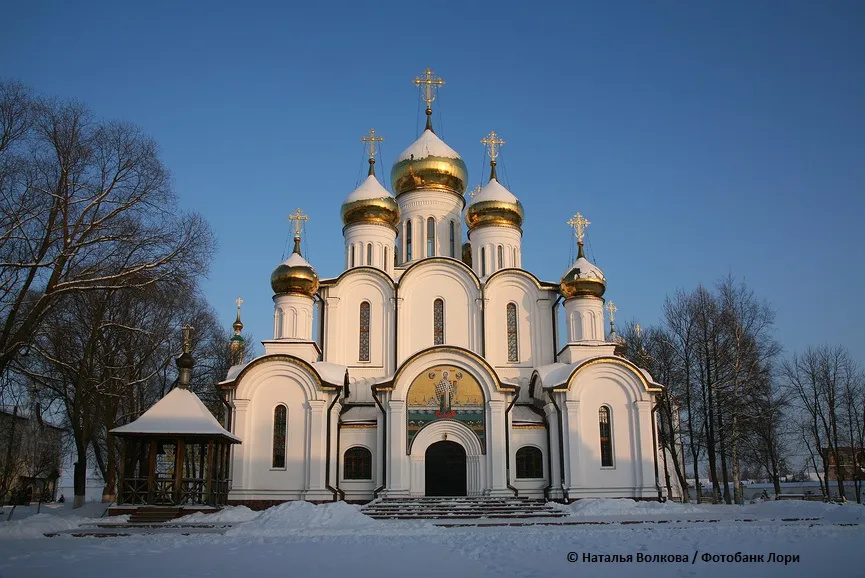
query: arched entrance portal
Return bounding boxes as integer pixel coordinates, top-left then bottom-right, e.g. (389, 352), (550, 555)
(424, 441), (467, 496)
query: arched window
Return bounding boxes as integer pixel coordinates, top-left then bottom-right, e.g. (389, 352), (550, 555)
(343, 447), (372, 480)
(599, 406), (613, 467)
(449, 221), (456, 257)
(515, 446), (543, 479)
(497, 245), (504, 270)
(359, 302), (370, 361)
(272, 405), (287, 468)
(507, 303), (518, 362)
(384, 246), (389, 271)
(406, 221), (412, 261)
(433, 298), (444, 345)
(350, 245), (355, 268)
(427, 217), (435, 257)
(276, 309), (284, 339)
(480, 247), (487, 276)
(366, 243), (373, 266)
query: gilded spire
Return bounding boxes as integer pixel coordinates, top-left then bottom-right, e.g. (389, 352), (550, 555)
(634, 323), (642, 338)
(413, 67), (445, 132)
(233, 297), (244, 334)
(605, 300), (617, 326)
(480, 131), (505, 181)
(288, 208), (309, 255)
(361, 128), (383, 176)
(567, 212), (591, 258)
(181, 324), (194, 354)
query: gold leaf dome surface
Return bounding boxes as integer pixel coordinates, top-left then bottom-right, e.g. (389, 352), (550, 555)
(271, 239), (319, 297)
(390, 129), (468, 197)
(465, 176), (523, 233)
(341, 174), (400, 229)
(560, 245), (606, 299)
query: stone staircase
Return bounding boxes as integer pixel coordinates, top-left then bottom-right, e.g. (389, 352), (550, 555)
(361, 496), (567, 520)
(127, 506), (185, 524)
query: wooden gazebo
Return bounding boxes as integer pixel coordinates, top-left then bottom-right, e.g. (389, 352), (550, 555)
(111, 345), (240, 508)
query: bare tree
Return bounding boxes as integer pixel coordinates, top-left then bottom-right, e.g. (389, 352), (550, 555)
(0, 79), (212, 381)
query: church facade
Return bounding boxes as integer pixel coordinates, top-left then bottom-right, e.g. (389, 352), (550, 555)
(218, 71), (667, 505)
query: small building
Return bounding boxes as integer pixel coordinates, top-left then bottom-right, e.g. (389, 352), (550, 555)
(0, 406), (63, 505)
(111, 338), (240, 510)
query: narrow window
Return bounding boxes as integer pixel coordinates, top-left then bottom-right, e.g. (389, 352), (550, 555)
(507, 303), (518, 362)
(427, 217), (435, 257)
(516, 446), (543, 479)
(449, 221), (456, 257)
(406, 221), (412, 261)
(384, 246), (390, 271)
(350, 245), (355, 268)
(366, 243), (373, 266)
(497, 245), (504, 269)
(277, 309), (284, 339)
(513, 247), (517, 267)
(359, 302), (370, 361)
(343, 447), (372, 480)
(480, 248), (487, 277)
(272, 405), (287, 468)
(433, 298), (444, 345)
(599, 407), (613, 467)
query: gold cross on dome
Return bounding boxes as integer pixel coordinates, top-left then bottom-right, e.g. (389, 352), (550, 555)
(361, 128), (383, 159)
(480, 131), (505, 162)
(413, 67), (445, 107)
(181, 324), (195, 353)
(605, 301), (617, 324)
(470, 184), (482, 198)
(288, 208), (309, 237)
(236, 296), (244, 312)
(567, 212), (591, 244)
(634, 323), (642, 337)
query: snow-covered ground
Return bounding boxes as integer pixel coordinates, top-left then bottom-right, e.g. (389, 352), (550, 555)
(0, 500), (862, 578)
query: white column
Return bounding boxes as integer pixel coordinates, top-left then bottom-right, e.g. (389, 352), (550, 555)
(635, 400), (654, 494)
(565, 399), (582, 492)
(544, 402), (563, 500)
(303, 400), (331, 501)
(487, 399), (509, 496)
(231, 399), (250, 491)
(385, 400), (409, 496)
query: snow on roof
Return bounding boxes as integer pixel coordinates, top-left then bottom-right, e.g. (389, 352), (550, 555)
(280, 250), (313, 268)
(111, 388), (240, 442)
(312, 361), (347, 386)
(344, 174), (394, 204)
(340, 406), (379, 423)
(562, 256), (604, 281)
(224, 362), (250, 383)
(534, 362), (572, 388)
(396, 129), (460, 162)
(512, 405), (544, 424)
(468, 178), (519, 206)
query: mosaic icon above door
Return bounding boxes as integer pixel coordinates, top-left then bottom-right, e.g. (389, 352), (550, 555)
(406, 365), (485, 453)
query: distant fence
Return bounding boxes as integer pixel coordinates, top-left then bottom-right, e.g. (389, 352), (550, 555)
(687, 481), (862, 502)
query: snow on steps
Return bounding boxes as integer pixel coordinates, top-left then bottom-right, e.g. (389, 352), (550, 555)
(361, 497), (567, 520)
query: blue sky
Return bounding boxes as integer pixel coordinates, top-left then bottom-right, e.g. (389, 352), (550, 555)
(3, 0), (864, 366)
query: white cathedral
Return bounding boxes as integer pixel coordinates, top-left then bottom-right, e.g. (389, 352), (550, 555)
(218, 70), (668, 506)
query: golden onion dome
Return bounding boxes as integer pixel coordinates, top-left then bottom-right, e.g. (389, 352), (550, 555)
(390, 115), (467, 197)
(465, 163), (523, 233)
(270, 236), (319, 297)
(341, 162), (400, 229)
(560, 242), (606, 299)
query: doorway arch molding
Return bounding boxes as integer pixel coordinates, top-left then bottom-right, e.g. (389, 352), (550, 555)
(408, 420), (485, 496)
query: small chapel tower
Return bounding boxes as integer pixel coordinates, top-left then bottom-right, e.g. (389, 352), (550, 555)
(559, 212), (609, 363)
(267, 209), (319, 362)
(465, 131), (524, 276)
(341, 129), (400, 274)
(391, 68), (468, 264)
(229, 297), (245, 365)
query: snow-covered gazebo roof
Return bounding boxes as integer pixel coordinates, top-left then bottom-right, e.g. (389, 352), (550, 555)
(111, 387), (240, 443)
